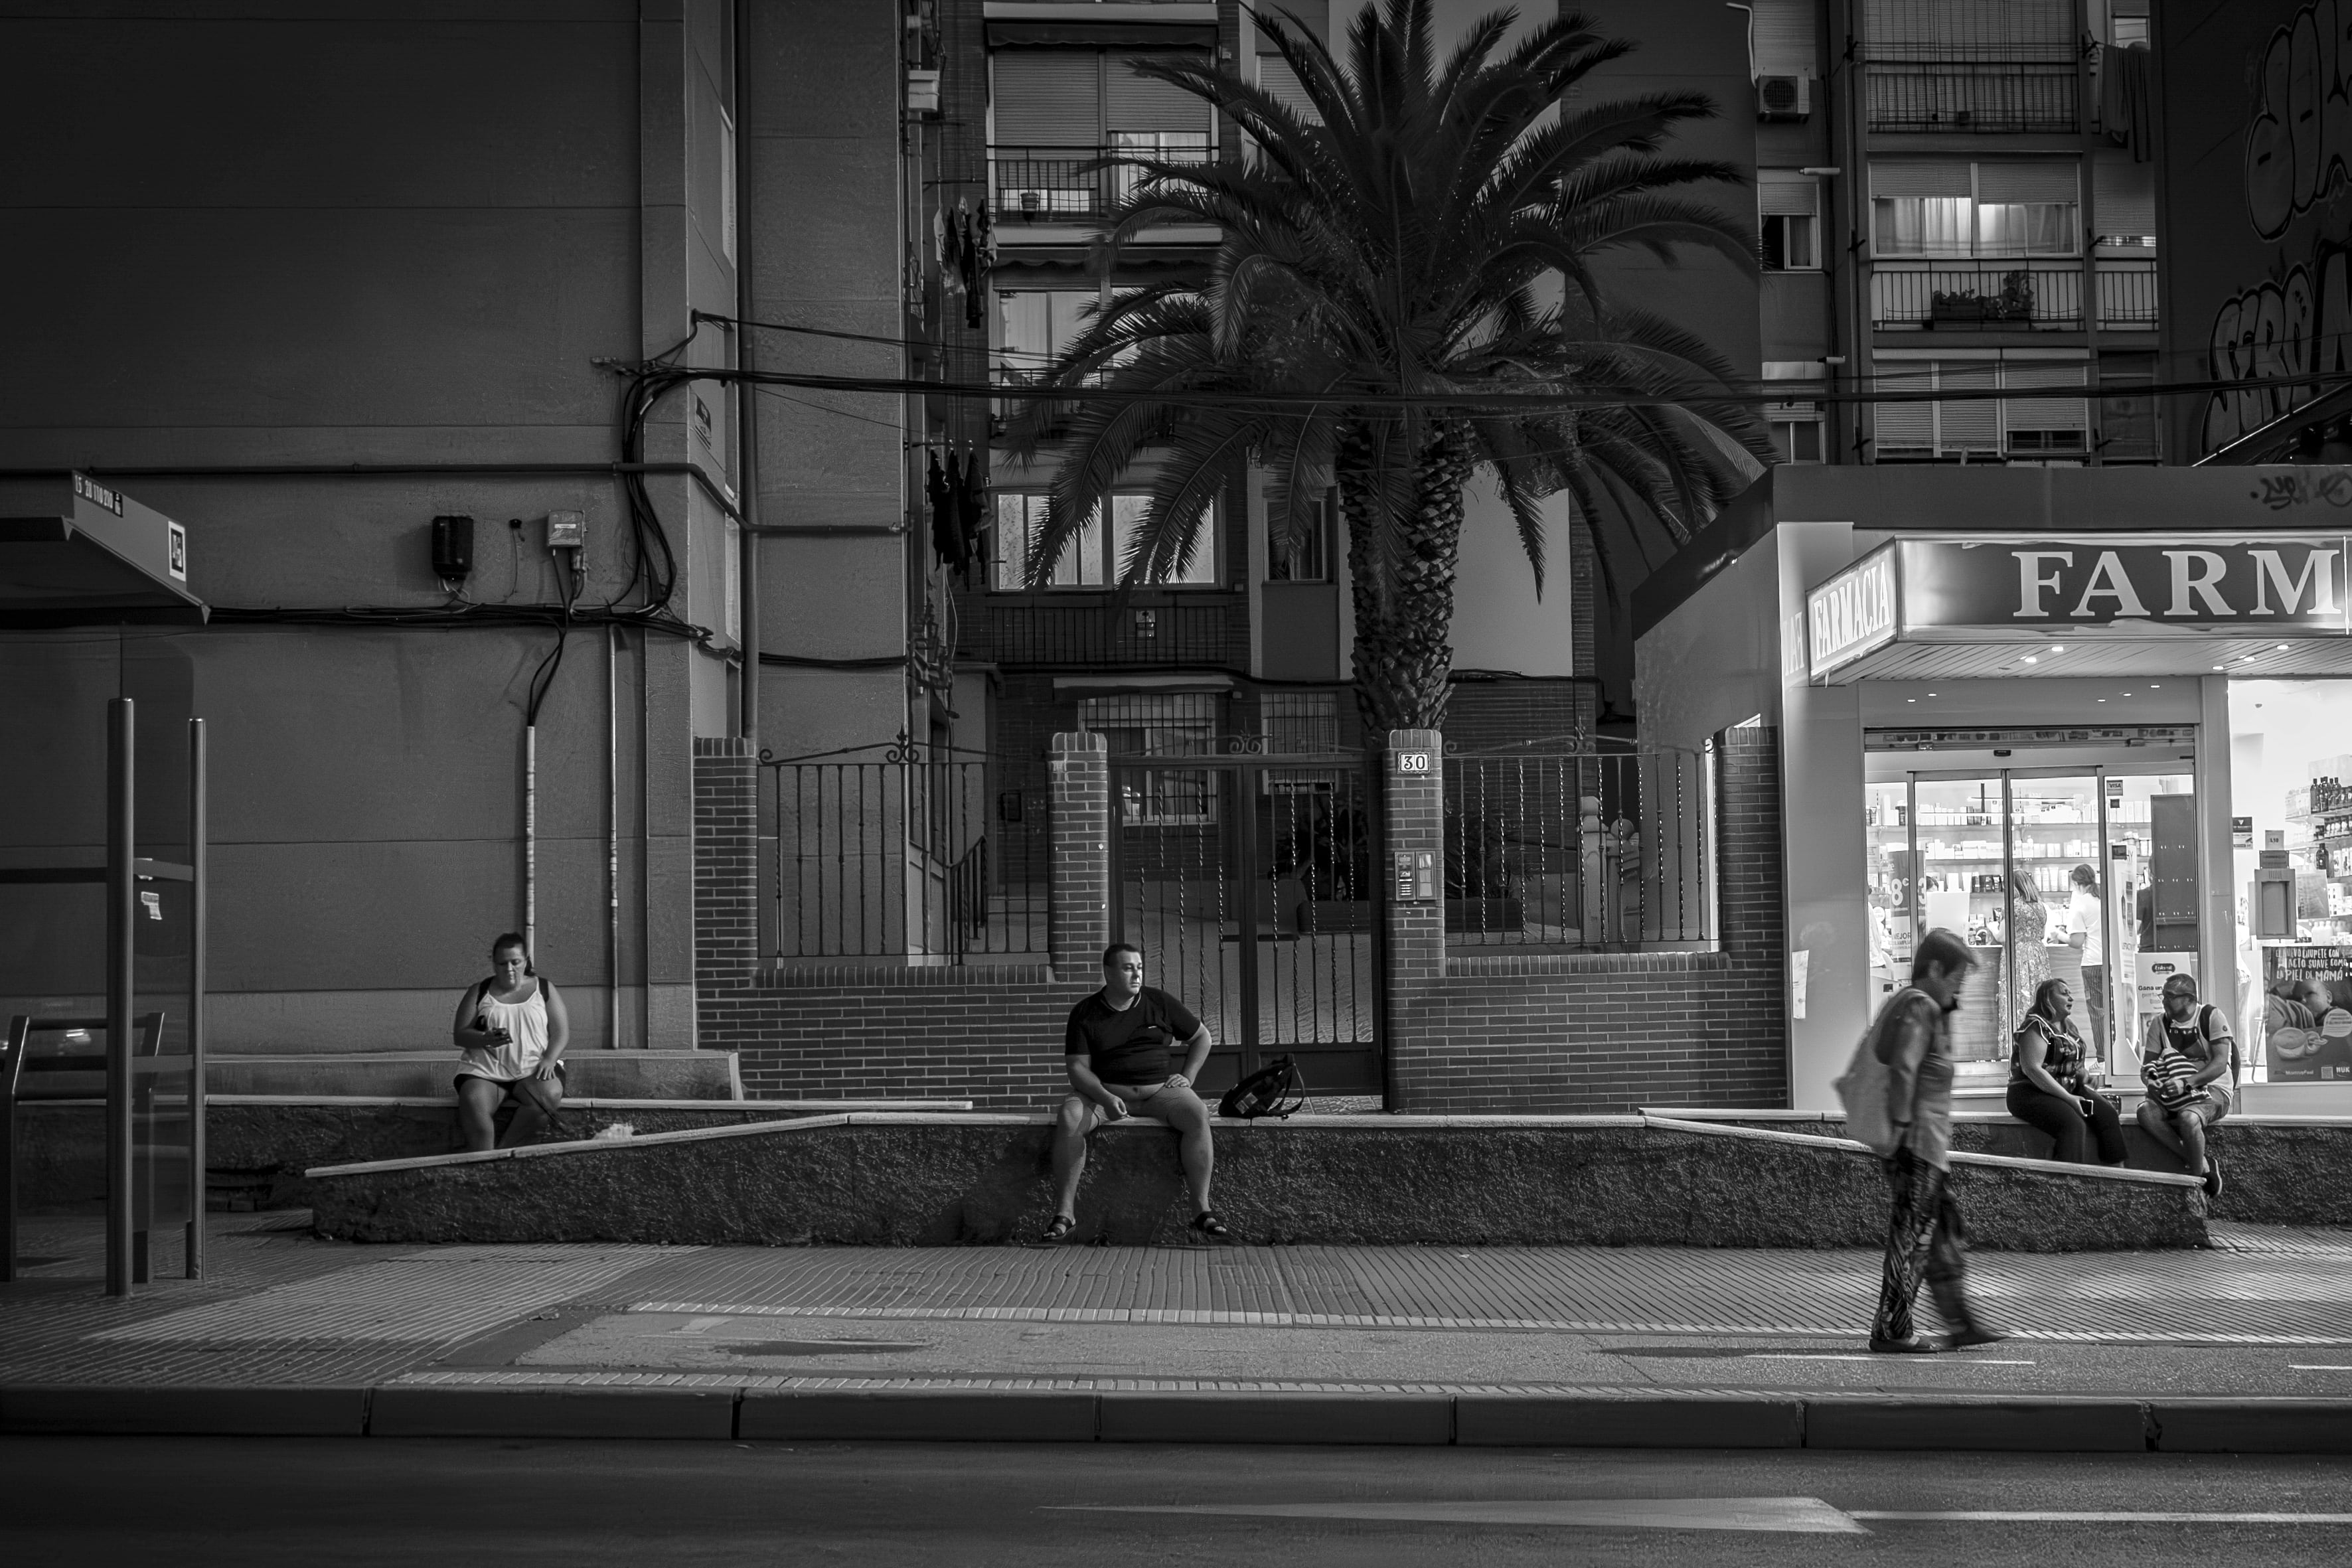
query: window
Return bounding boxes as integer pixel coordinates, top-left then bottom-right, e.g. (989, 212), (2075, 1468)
(996, 289), (1095, 384)
(1769, 406), (1826, 463)
(1260, 691), (1340, 753)
(992, 494), (1216, 589)
(1083, 693), (1220, 823)
(1266, 491), (1332, 582)
(1872, 356), (2088, 462)
(2098, 367), (2160, 463)
(1871, 161), (2079, 258)
(1759, 173), (1821, 270)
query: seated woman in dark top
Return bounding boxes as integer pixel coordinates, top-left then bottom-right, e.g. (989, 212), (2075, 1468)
(2007, 977), (2127, 1166)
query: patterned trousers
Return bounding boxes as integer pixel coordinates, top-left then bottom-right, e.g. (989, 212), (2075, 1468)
(1874, 1148), (1976, 1341)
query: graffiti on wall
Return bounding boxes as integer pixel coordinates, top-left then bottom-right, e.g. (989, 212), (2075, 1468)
(2207, 0), (2352, 453)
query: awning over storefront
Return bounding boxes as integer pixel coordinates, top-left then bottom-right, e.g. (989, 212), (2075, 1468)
(1805, 535), (2352, 684)
(0, 471), (206, 627)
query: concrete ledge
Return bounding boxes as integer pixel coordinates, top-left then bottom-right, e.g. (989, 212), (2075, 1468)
(0, 1385), (368, 1436)
(301, 1113), (2211, 1249)
(1445, 950), (1728, 977)
(2150, 1399), (2352, 1453)
(1455, 1394), (1803, 1449)
(1096, 1392), (1453, 1445)
(738, 1389), (1097, 1442)
(366, 1386), (736, 1439)
(1804, 1398), (2149, 1452)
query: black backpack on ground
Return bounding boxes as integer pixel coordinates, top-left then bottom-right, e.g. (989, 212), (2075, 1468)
(1219, 1055), (1307, 1119)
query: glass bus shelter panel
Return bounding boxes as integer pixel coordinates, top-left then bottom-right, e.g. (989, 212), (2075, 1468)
(1911, 776), (2011, 1069)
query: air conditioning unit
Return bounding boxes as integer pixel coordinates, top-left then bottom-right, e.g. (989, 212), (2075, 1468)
(1757, 72), (1812, 121)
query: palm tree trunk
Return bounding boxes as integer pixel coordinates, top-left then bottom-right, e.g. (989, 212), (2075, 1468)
(1338, 422), (1471, 736)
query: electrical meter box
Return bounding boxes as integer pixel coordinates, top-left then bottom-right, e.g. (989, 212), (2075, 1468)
(546, 510), (586, 549)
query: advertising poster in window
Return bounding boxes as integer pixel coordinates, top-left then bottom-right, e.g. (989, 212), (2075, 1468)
(2261, 945), (2352, 1081)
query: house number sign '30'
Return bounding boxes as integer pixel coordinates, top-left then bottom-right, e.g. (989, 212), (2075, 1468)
(1393, 749), (1434, 775)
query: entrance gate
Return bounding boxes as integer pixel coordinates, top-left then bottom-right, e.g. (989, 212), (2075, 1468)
(1107, 745), (1381, 1096)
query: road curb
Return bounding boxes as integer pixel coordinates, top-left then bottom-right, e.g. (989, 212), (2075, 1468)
(1455, 1394), (1804, 1449)
(366, 1386), (737, 1440)
(1097, 1392), (1454, 1445)
(1803, 1397), (2149, 1452)
(0, 1385), (368, 1437)
(740, 1389), (1097, 1442)
(7, 1385), (2352, 1450)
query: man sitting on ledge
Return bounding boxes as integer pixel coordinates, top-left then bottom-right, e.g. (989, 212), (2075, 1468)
(1044, 942), (1229, 1243)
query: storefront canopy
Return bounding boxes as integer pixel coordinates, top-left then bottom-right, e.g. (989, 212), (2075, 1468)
(1805, 534), (2352, 684)
(0, 472), (206, 627)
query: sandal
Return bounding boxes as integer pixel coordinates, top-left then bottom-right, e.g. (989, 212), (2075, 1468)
(1040, 1214), (1077, 1243)
(1190, 1210), (1232, 1241)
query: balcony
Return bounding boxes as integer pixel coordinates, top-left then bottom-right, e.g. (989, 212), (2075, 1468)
(961, 597), (1243, 668)
(990, 140), (1211, 226)
(2094, 260), (2157, 331)
(1865, 62), (2078, 133)
(1873, 263), (2082, 330)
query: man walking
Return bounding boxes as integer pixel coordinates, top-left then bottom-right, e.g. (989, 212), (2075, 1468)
(1042, 943), (1230, 1243)
(1871, 927), (2003, 1354)
(2137, 971), (2235, 1199)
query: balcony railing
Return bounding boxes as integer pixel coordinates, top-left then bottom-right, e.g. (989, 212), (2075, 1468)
(1866, 62), (2078, 133)
(2094, 261), (2157, 329)
(990, 141), (1211, 223)
(963, 599), (1242, 667)
(1872, 262), (2082, 329)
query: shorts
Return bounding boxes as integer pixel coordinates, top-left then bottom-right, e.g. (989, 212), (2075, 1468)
(2153, 1086), (2228, 1127)
(453, 1062), (566, 1095)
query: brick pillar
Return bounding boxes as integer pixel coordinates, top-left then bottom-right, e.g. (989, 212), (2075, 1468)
(1713, 725), (1786, 965)
(694, 738), (759, 1004)
(1382, 727), (1445, 1110)
(1049, 731), (1109, 977)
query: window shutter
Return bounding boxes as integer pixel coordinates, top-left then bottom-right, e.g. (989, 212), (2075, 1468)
(1106, 51), (1211, 133)
(1936, 361), (2001, 452)
(1871, 160), (1972, 198)
(1752, 0), (1817, 76)
(1977, 160), (2080, 203)
(1257, 54), (1321, 123)
(2094, 152), (2156, 236)
(1759, 171), (1820, 217)
(992, 50), (1099, 144)
(2002, 361), (2091, 433)
(1873, 360), (1936, 450)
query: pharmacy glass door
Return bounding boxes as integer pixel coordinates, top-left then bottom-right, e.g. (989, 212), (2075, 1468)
(1867, 769), (2119, 1084)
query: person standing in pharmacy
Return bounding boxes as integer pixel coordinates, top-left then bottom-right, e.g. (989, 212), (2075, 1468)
(2063, 864), (2108, 1057)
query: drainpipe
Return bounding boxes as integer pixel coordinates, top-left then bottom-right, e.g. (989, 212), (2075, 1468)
(608, 623), (622, 1046)
(524, 723), (537, 959)
(736, 0), (761, 750)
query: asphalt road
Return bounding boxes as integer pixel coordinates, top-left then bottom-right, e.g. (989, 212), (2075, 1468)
(9, 1439), (2352, 1567)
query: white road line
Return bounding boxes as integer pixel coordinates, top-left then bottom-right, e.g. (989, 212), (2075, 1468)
(1742, 1354), (2034, 1364)
(1049, 1498), (1865, 1534)
(1851, 1512), (2352, 1525)
(2290, 1364), (2352, 1370)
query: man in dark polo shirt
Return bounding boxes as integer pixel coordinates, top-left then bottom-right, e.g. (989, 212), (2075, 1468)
(1043, 942), (1227, 1243)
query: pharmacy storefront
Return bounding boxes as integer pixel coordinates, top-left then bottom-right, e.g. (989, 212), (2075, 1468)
(1634, 466), (2352, 1111)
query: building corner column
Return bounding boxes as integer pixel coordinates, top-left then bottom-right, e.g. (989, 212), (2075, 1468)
(693, 738), (760, 1052)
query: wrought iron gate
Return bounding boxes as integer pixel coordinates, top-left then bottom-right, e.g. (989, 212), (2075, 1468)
(1107, 744), (1381, 1096)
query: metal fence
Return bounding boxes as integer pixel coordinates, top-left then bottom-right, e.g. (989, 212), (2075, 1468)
(761, 747), (1049, 963)
(1442, 748), (1710, 949)
(1865, 63), (2077, 133)
(1871, 264), (2082, 329)
(2096, 262), (2157, 329)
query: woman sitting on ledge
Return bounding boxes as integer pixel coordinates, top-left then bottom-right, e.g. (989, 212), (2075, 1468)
(451, 932), (569, 1152)
(2006, 978), (2126, 1166)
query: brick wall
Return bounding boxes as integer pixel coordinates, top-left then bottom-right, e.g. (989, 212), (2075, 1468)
(1443, 676), (1597, 751)
(1385, 725), (1787, 1113)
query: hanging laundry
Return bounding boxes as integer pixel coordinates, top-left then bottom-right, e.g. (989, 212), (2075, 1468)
(941, 201), (965, 299)
(957, 201), (983, 328)
(954, 446), (989, 582)
(927, 450), (959, 574)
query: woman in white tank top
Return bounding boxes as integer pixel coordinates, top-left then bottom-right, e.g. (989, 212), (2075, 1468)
(450, 932), (570, 1152)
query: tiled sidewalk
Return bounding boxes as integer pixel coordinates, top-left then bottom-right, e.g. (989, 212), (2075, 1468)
(7, 1212), (2352, 1395)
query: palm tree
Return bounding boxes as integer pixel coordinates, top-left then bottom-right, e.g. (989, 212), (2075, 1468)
(1002, 0), (1766, 736)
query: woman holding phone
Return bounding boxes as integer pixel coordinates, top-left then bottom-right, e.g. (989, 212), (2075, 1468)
(451, 932), (569, 1152)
